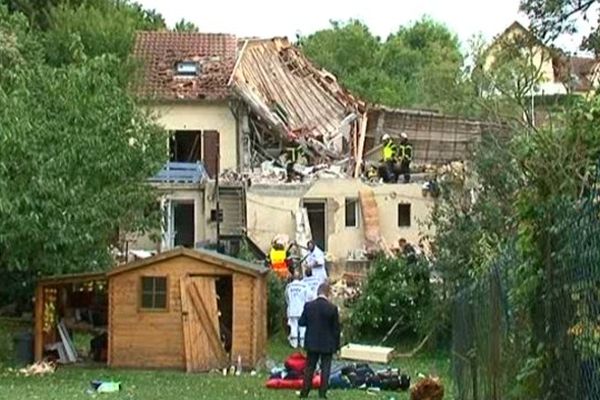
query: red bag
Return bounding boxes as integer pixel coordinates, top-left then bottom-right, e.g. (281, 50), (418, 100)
(284, 352), (307, 374)
(265, 375), (321, 389)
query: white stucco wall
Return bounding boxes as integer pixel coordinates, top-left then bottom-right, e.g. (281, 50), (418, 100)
(151, 102), (238, 172)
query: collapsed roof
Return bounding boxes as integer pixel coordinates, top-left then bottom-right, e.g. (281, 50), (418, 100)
(229, 37), (366, 163)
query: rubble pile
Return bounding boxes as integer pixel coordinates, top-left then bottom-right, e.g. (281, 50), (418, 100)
(19, 361), (56, 376)
(331, 276), (363, 307)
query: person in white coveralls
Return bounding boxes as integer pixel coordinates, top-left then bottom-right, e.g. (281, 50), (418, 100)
(285, 271), (309, 348)
(305, 240), (327, 283)
(302, 266), (321, 302)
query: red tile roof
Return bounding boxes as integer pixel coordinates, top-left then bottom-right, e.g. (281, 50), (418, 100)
(132, 32), (237, 101)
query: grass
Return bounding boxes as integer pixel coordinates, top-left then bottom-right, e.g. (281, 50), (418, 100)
(0, 324), (454, 399)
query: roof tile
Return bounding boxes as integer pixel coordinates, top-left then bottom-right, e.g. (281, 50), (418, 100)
(132, 31), (237, 101)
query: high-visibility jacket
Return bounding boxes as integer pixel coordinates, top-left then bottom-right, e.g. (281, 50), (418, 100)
(286, 146), (303, 163)
(382, 141), (397, 161)
(269, 248), (288, 278)
(397, 143), (413, 163)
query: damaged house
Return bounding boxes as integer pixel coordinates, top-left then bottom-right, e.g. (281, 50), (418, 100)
(128, 32), (499, 274)
(130, 32), (246, 255)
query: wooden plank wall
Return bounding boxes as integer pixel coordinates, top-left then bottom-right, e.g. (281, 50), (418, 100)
(231, 274), (255, 367)
(109, 257), (226, 369)
(365, 108), (507, 165)
(108, 255), (267, 370)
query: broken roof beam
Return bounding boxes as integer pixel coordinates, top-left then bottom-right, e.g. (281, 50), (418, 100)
(231, 85), (288, 138)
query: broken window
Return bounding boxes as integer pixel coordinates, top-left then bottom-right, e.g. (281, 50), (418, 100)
(168, 130), (220, 178)
(169, 131), (202, 162)
(397, 203), (411, 227)
(345, 198), (359, 227)
(140, 276), (167, 309)
(176, 61), (200, 77)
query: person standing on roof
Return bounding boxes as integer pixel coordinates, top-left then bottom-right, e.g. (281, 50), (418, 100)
(305, 240), (328, 284)
(397, 132), (413, 183)
(378, 133), (398, 183)
(285, 271), (308, 348)
(302, 266), (321, 301)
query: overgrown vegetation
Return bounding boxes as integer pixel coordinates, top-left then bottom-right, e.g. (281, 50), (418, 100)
(0, 3), (168, 308)
(347, 255), (433, 341)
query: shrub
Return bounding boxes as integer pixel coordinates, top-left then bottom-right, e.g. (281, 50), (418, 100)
(267, 273), (286, 337)
(348, 255), (432, 340)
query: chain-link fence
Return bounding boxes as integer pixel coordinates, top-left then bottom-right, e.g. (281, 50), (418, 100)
(452, 170), (600, 399)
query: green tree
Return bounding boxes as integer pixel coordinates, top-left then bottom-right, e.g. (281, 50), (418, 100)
(300, 18), (469, 112)
(0, 6), (168, 305)
(520, 0), (600, 54)
(174, 18), (199, 32)
(43, 0), (165, 68)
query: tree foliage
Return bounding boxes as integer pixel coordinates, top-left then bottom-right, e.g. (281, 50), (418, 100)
(174, 18), (199, 32)
(0, 5), (167, 305)
(44, 0), (165, 69)
(520, 0), (600, 54)
(300, 18), (468, 112)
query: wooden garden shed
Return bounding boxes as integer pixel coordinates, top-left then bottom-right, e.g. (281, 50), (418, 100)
(35, 247), (268, 372)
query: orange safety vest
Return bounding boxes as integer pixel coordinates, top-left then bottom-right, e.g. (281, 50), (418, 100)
(269, 248), (288, 278)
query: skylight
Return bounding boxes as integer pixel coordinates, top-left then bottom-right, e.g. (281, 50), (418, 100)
(176, 61), (199, 76)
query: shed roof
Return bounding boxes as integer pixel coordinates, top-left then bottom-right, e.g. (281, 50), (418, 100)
(37, 271), (107, 286)
(107, 247), (268, 278)
(132, 31), (237, 101)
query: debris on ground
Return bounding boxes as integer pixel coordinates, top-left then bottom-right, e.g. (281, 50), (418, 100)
(410, 376), (444, 400)
(331, 277), (362, 307)
(89, 380), (121, 394)
(18, 361), (56, 376)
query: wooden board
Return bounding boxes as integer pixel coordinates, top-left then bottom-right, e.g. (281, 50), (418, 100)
(358, 189), (381, 252)
(181, 276), (228, 372)
(340, 343), (395, 364)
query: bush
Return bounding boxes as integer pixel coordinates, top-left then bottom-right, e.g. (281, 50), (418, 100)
(348, 255), (432, 340)
(267, 273), (286, 337)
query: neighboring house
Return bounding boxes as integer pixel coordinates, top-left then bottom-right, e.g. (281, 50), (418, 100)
(484, 21), (599, 96)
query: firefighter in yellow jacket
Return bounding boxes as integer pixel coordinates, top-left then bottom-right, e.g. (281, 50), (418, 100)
(397, 132), (413, 183)
(378, 133), (398, 182)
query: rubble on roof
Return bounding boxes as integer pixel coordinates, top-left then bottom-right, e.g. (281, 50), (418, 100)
(133, 32), (237, 101)
(229, 37), (366, 178)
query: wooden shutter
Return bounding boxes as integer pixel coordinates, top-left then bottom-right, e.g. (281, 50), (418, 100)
(202, 130), (220, 178)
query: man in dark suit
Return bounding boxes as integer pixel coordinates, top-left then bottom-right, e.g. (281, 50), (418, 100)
(298, 283), (341, 399)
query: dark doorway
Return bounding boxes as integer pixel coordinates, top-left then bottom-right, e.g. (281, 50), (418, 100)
(215, 276), (233, 353)
(202, 130), (220, 178)
(173, 202), (195, 248)
(304, 201), (326, 251)
(170, 131), (202, 162)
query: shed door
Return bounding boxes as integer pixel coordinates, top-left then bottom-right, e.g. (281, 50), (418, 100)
(180, 276), (228, 372)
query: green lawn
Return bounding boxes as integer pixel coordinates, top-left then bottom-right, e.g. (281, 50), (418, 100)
(0, 325), (454, 399)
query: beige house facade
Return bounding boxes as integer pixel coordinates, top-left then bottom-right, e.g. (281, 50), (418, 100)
(246, 179), (434, 275)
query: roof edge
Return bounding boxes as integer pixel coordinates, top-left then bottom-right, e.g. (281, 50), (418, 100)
(106, 247), (268, 278)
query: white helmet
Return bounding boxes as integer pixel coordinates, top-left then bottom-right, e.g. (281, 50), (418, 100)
(400, 132), (408, 139)
(382, 133), (391, 141)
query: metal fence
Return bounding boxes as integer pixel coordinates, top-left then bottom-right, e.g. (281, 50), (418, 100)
(452, 171), (600, 399)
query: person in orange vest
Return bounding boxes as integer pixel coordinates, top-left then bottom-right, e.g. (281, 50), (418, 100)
(269, 241), (290, 279)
